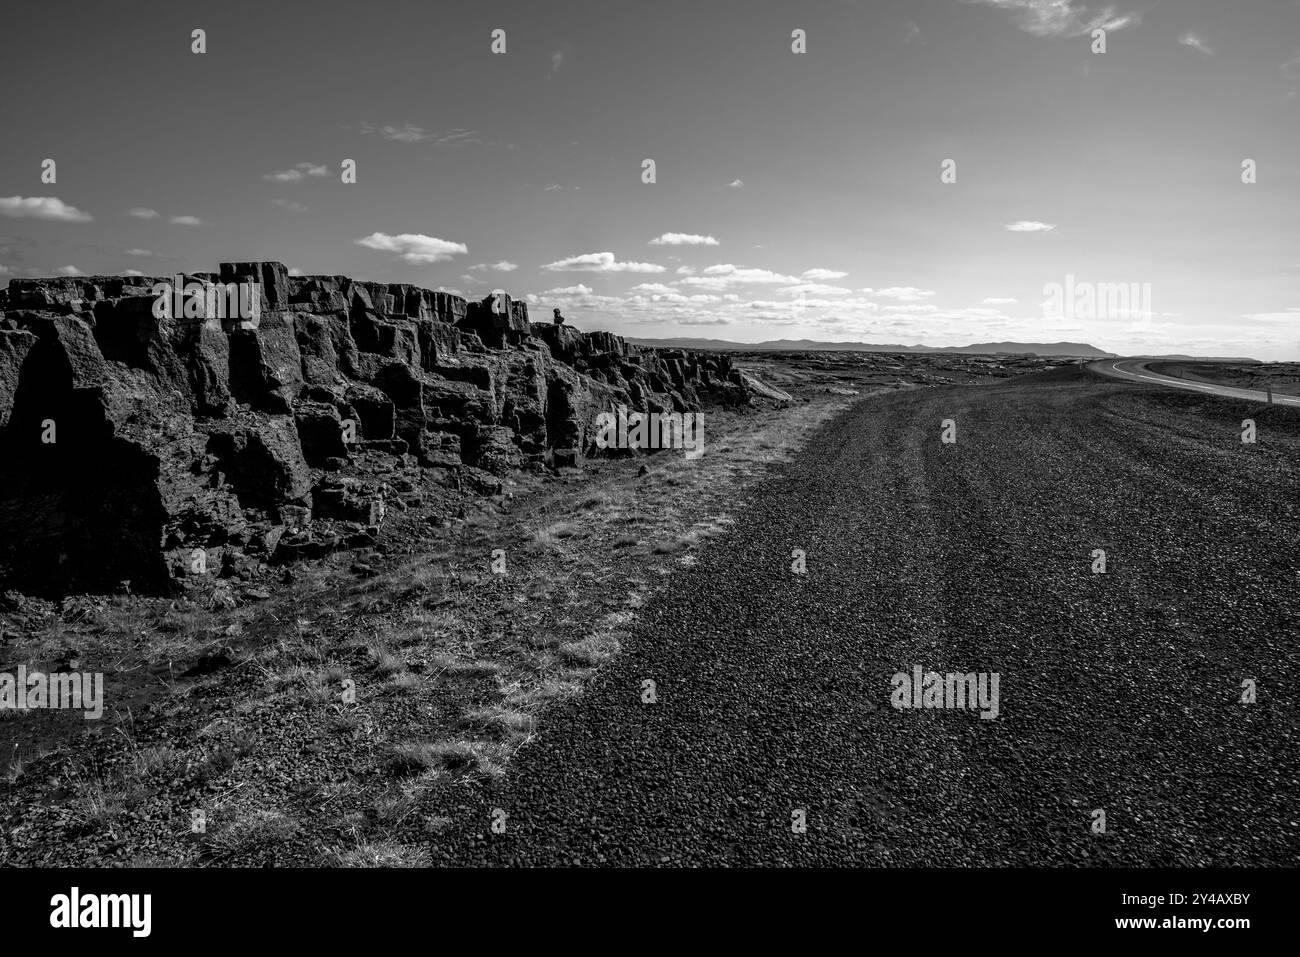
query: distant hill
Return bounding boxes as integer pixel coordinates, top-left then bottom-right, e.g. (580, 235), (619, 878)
(626, 337), (1119, 358)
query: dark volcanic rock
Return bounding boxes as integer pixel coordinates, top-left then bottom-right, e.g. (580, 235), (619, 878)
(0, 264), (750, 593)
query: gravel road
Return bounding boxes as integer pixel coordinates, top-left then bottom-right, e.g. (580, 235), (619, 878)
(429, 367), (1300, 866)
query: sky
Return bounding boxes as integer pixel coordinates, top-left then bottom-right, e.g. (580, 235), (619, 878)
(1, 0), (1297, 357)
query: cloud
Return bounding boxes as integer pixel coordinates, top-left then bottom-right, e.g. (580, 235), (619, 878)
(728, 179), (745, 188)
(544, 184), (563, 191)
(367, 123), (429, 143)
(0, 196), (93, 222)
(982, 296), (1020, 304)
(122, 269), (145, 277)
(782, 283), (854, 297)
(1179, 32), (1213, 55)
(541, 251), (665, 274)
(1282, 49), (1300, 80)
(360, 123), (481, 146)
(677, 265), (799, 289)
(802, 268), (848, 281)
(355, 232), (468, 264)
(433, 129), (480, 146)
(470, 261), (518, 272)
(1005, 220), (1056, 232)
(170, 215), (203, 226)
(272, 198), (310, 213)
(0, 265), (10, 275)
(1241, 307), (1300, 325)
(263, 162), (328, 182)
(550, 50), (565, 75)
(902, 20), (925, 44)
(124, 248), (154, 257)
(676, 265), (696, 275)
(127, 207), (159, 219)
(649, 232), (719, 246)
(962, 1), (1140, 38)
(630, 283), (679, 296)
(53, 265), (83, 276)
(869, 286), (937, 301)
(544, 284), (594, 296)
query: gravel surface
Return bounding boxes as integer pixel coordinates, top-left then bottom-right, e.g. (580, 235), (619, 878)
(427, 367), (1300, 866)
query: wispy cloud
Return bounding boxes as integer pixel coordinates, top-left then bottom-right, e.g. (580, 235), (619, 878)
(263, 162), (328, 182)
(0, 196), (93, 222)
(1005, 220), (1056, 232)
(170, 215), (203, 226)
(550, 50), (565, 75)
(1179, 32), (1213, 55)
(728, 179), (745, 188)
(127, 207), (159, 219)
(124, 248), (154, 257)
(53, 265), (84, 276)
(360, 123), (481, 146)
(355, 232), (468, 264)
(902, 20), (925, 44)
(868, 286), (936, 301)
(963, 1), (1140, 38)
(802, 268), (848, 280)
(983, 296), (1020, 304)
(470, 261), (518, 272)
(649, 232), (719, 246)
(272, 198), (310, 213)
(542, 252), (665, 274)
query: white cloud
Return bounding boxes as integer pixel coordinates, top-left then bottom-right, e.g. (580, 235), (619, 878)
(470, 261), (518, 272)
(1284, 49), (1300, 80)
(550, 50), (565, 74)
(781, 283), (854, 297)
(867, 286), (936, 301)
(544, 184), (563, 191)
(541, 251), (665, 274)
(802, 268), (849, 281)
(630, 283), (680, 296)
(53, 265), (84, 276)
(963, 1), (1140, 38)
(677, 264), (799, 290)
(676, 265), (696, 275)
(124, 248), (154, 257)
(728, 179), (744, 188)
(0, 196), (93, 222)
(1005, 220), (1056, 232)
(1242, 308), (1300, 325)
(355, 232), (468, 264)
(0, 265), (10, 275)
(649, 232), (719, 246)
(127, 207), (159, 219)
(287, 267), (305, 277)
(122, 269), (145, 277)
(1179, 32), (1213, 55)
(544, 284), (595, 296)
(982, 297), (1020, 304)
(170, 215), (203, 226)
(272, 198), (309, 213)
(263, 162), (328, 182)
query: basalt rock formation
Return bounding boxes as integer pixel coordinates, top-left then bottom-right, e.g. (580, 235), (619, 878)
(0, 262), (747, 595)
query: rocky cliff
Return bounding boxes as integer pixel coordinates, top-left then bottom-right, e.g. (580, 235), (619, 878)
(0, 263), (748, 595)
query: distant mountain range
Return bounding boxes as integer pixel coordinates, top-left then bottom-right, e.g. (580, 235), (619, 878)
(626, 337), (1119, 358)
(626, 338), (1262, 362)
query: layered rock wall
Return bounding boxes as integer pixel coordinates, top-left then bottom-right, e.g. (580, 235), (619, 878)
(0, 263), (745, 595)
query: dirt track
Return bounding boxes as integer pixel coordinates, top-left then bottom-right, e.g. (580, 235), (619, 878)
(427, 367), (1300, 865)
